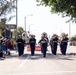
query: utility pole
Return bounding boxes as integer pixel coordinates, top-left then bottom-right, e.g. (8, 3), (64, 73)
(16, 0), (18, 40)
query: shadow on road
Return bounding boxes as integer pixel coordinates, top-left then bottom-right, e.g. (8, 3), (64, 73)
(1, 52), (76, 61)
(0, 58), (5, 60)
(18, 54), (43, 60)
(46, 53), (76, 60)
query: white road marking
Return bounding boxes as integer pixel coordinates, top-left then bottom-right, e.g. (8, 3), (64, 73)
(19, 54), (30, 68)
(1, 71), (76, 75)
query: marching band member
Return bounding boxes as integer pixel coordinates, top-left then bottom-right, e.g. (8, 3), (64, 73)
(29, 35), (36, 56)
(16, 36), (25, 56)
(50, 34), (59, 55)
(39, 36), (48, 57)
(60, 33), (69, 55)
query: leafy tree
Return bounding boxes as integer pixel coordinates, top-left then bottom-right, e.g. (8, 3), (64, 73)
(0, 0), (16, 21)
(17, 27), (24, 35)
(0, 0), (16, 36)
(36, 0), (76, 22)
(70, 35), (76, 41)
(70, 35), (76, 46)
(12, 29), (16, 39)
(0, 18), (7, 36)
(0, 18), (6, 27)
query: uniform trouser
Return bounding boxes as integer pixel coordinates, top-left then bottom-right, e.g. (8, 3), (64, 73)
(41, 46), (43, 53)
(42, 46), (47, 57)
(52, 45), (57, 55)
(30, 45), (35, 55)
(60, 44), (67, 55)
(50, 45), (53, 53)
(18, 45), (24, 56)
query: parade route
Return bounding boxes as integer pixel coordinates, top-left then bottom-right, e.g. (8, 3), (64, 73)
(19, 54), (30, 68)
(0, 46), (76, 75)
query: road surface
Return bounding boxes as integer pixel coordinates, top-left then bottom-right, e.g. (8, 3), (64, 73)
(0, 46), (76, 75)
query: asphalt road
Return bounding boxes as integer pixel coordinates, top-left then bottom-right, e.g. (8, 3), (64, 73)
(0, 46), (76, 75)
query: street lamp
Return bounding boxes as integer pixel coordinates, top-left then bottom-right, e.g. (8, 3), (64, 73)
(24, 14), (33, 31)
(69, 21), (71, 39)
(65, 20), (71, 39)
(16, 0), (18, 39)
(28, 25), (30, 34)
(28, 24), (33, 34)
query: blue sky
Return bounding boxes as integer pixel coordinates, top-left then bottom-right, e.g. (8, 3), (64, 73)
(8, 0), (76, 41)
